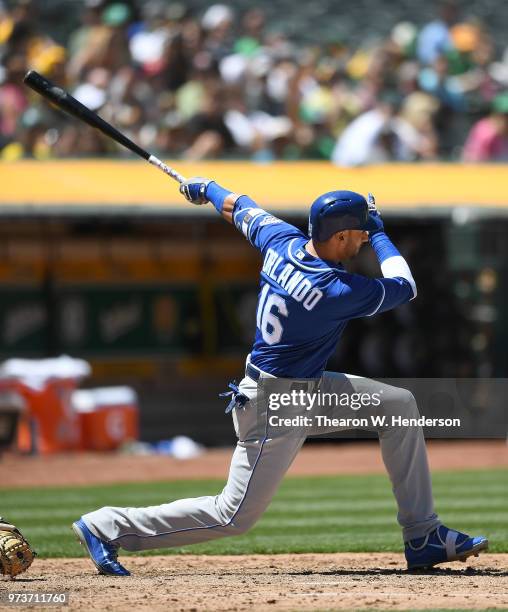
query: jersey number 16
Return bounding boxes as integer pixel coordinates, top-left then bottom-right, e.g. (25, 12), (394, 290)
(256, 284), (288, 345)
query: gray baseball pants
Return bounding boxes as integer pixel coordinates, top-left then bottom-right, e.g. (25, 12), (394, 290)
(82, 367), (440, 550)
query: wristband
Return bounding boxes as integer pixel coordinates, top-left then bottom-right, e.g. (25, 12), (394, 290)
(205, 182), (233, 213)
(370, 232), (401, 264)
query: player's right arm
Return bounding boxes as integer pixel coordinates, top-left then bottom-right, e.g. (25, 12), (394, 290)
(179, 177), (301, 252)
(366, 193), (417, 302)
(332, 254), (416, 320)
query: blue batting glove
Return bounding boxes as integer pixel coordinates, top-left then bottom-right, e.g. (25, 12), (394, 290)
(365, 192), (384, 236)
(180, 177), (213, 205)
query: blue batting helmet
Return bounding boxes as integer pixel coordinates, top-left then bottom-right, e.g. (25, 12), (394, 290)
(308, 190), (372, 242)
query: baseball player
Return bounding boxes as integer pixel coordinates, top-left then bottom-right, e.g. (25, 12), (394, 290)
(72, 181), (488, 575)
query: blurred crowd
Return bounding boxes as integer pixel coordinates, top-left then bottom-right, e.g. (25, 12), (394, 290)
(1, 0), (508, 163)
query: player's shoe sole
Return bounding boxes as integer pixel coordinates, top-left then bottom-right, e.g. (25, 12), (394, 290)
(72, 519), (130, 576)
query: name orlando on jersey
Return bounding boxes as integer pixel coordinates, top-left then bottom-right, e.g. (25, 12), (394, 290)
(237, 207), (323, 312)
(262, 249), (323, 311)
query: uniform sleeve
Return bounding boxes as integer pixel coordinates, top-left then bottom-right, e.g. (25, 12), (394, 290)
(335, 273), (413, 319)
(370, 232), (417, 300)
(232, 195), (302, 253)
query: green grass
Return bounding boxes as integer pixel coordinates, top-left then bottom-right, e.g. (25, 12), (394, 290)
(1, 469), (506, 558)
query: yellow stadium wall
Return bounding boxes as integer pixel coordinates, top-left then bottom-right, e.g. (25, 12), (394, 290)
(1, 161), (508, 211)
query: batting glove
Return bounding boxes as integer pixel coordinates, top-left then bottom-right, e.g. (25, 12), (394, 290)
(180, 177), (212, 205)
(366, 192), (384, 236)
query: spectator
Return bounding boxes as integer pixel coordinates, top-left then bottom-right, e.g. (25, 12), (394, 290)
(67, 2), (132, 79)
(202, 4), (234, 62)
(462, 93), (508, 162)
(0, 1), (506, 162)
(0, 53), (28, 141)
(234, 8), (265, 56)
(417, 0), (458, 65)
(331, 93), (430, 165)
(183, 83), (235, 159)
(418, 55), (465, 111)
(450, 21), (499, 110)
(67, 1), (105, 59)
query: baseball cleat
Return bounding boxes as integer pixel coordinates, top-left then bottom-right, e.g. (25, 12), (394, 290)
(405, 525), (488, 570)
(72, 518), (130, 576)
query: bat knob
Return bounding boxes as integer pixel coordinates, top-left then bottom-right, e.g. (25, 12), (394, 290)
(23, 69), (36, 84)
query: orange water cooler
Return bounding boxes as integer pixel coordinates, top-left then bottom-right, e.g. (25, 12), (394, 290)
(0, 356), (91, 454)
(73, 387), (139, 451)
(0, 382), (26, 453)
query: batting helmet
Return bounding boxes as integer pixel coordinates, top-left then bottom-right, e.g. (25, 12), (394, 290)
(308, 190), (372, 242)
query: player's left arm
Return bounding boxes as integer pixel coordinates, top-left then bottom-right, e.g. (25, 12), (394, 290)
(179, 177), (301, 252)
(179, 176), (258, 224)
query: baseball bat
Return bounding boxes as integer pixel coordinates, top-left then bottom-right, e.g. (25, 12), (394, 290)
(23, 69), (186, 184)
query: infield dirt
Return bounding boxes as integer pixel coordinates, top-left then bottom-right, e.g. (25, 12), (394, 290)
(2, 441), (507, 611)
(2, 553), (507, 611)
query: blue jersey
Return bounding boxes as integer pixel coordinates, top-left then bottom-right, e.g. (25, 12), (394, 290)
(233, 196), (414, 378)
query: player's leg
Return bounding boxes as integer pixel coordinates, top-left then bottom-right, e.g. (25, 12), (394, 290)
(80, 376), (305, 552)
(318, 372), (439, 540)
(317, 372), (488, 568)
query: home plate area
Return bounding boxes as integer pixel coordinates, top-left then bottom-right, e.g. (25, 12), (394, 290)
(3, 553), (507, 611)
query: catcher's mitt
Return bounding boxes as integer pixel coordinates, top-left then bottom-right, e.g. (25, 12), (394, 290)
(0, 517), (35, 578)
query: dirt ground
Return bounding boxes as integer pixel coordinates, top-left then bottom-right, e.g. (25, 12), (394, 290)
(1, 441), (507, 611)
(2, 440), (507, 488)
(1, 554), (507, 611)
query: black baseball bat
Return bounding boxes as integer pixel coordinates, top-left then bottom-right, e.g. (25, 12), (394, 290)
(23, 69), (186, 184)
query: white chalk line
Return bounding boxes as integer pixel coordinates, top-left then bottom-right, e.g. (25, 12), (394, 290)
(289, 590), (508, 598)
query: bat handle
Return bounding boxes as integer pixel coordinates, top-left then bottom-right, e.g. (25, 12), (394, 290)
(148, 155), (186, 184)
